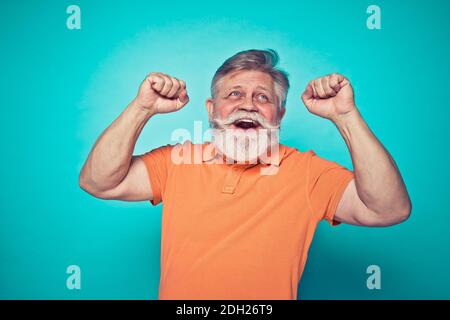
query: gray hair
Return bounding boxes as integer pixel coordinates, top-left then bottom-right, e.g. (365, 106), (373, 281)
(211, 49), (290, 109)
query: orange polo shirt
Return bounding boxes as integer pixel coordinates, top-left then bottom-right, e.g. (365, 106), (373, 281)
(139, 141), (353, 300)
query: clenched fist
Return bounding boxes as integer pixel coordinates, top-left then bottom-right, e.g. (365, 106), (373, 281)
(301, 73), (356, 121)
(134, 72), (189, 114)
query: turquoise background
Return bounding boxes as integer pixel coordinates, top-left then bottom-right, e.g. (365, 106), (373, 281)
(1, 0), (449, 299)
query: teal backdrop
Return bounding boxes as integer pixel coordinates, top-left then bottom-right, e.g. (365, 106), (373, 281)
(1, 0), (449, 299)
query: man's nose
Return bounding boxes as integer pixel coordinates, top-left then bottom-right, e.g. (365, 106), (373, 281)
(238, 96), (258, 112)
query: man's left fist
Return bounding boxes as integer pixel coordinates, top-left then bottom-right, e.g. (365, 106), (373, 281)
(301, 73), (356, 121)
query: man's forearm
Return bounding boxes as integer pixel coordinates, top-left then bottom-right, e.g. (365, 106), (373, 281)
(332, 109), (411, 216)
(79, 99), (155, 193)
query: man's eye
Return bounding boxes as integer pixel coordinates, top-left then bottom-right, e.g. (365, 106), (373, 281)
(257, 94), (269, 102)
(229, 91), (241, 97)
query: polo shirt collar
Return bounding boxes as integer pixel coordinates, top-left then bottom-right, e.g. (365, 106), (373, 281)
(202, 142), (286, 166)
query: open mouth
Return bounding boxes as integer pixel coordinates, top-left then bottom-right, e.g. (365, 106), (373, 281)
(232, 118), (261, 130)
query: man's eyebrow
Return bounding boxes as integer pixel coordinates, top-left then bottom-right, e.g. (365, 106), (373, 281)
(255, 85), (271, 93)
(225, 85), (243, 91)
(225, 85), (271, 92)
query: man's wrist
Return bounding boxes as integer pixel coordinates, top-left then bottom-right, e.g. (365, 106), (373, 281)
(330, 107), (361, 128)
(129, 99), (157, 119)
(330, 107), (366, 144)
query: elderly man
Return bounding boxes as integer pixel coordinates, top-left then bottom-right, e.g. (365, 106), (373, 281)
(79, 49), (411, 300)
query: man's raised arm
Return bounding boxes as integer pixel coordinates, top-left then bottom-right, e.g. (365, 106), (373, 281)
(79, 72), (189, 201)
(301, 73), (411, 226)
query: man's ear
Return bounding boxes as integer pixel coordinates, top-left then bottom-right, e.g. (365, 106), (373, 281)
(206, 98), (214, 118)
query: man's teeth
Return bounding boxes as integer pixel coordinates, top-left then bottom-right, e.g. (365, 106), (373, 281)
(235, 119), (257, 124)
(232, 119), (260, 129)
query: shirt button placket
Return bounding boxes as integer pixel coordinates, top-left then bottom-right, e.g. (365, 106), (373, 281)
(221, 164), (254, 194)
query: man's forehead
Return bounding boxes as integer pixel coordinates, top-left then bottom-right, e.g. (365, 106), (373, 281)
(226, 84), (271, 92)
(223, 70), (274, 85)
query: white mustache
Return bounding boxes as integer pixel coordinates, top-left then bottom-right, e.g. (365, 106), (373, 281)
(210, 110), (279, 130)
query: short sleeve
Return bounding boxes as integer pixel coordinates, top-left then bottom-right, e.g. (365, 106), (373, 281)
(138, 144), (174, 206)
(307, 151), (354, 226)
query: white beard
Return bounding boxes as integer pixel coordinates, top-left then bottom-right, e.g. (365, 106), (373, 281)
(211, 128), (279, 164)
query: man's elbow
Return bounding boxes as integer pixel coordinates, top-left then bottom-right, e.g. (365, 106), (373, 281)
(79, 172), (94, 194)
(79, 172), (105, 199)
(361, 198), (412, 227)
(378, 199), (412, 226)
(396, 198), (412, 223)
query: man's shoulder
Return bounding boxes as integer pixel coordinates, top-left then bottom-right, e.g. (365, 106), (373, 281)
(280, 143), (315, 162)
(142, 140), (198, 153)
(147, 140), (210, 164)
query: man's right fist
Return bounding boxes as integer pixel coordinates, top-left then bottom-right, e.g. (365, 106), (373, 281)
(134, 72), (189, 114)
